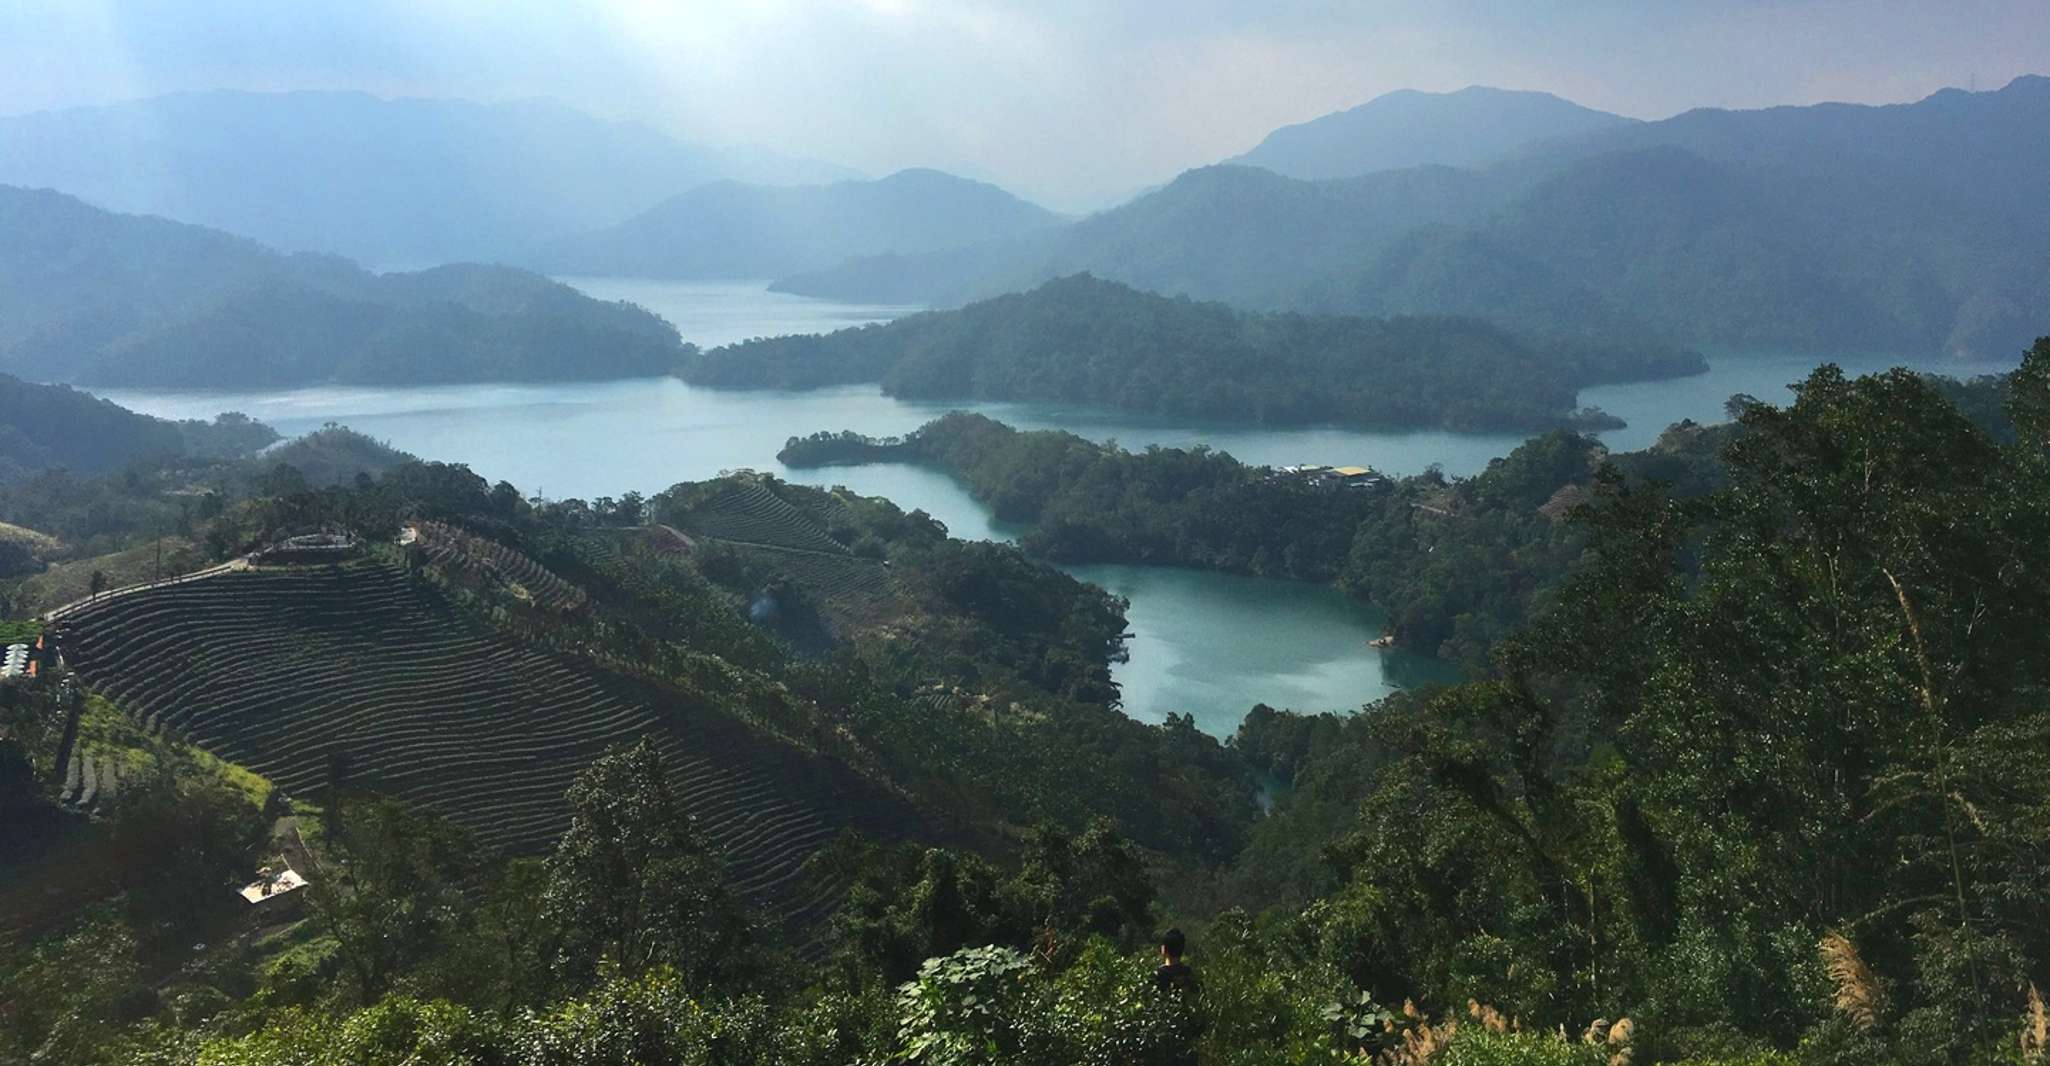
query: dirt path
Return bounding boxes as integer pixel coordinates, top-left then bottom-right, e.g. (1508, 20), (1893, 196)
(652, 524), (697, 552)
(42, 557), (251, 622)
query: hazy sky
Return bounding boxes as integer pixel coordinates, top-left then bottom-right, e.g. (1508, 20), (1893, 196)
(2, 1), (2044, 210)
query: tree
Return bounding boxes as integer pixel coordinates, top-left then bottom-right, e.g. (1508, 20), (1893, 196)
(1510, 359), (2050, 1052)
(0, 912), (146, 1065)
(308, 795), (477, 1003)
(421, 857), (559, 1012)
(542, 740), (754, 990)
(1005, 819), (1157, 954)
(106, 758), (266, 942)
(0, 736), (36, 818)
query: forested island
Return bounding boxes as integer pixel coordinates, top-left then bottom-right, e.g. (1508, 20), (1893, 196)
(783, 407), (1729, 668)
(686, 274), (1704, 433)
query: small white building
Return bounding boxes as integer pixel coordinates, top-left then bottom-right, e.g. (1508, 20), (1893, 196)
(239, 867), (310, 906)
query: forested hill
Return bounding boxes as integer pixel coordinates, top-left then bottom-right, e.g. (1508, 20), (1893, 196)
(0, 90), (857, 263)
(0, 374), (276, 482)
(0, 186), (686, 388)
(686, 275), (1703, 432)
(525, 168), (1062, 279)
(777, 76), (2050, 360)
(1226, 85), (1636, 180)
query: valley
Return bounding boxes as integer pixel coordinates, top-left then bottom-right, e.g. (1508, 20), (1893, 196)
(2, 31), (2046, 1062)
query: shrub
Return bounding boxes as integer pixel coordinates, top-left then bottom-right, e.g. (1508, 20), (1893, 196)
(1433, 1030), (1607, 1066)
(891, 945), (1044, 1064)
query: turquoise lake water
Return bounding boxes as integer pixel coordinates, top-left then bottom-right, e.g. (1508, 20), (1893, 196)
(97, 280), (2017, 734)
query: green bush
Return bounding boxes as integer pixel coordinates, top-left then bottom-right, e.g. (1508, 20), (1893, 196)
(1046, 941), (1197, 1065)
(891, 945), (1043, 1064)
(1435, 1030), (1606, 1066)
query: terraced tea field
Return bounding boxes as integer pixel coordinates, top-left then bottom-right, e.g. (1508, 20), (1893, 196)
(676, 481), (850, 554)
(51, 559), (923, 931)
(409, 521), (589, 611)
(666, 479), (905, 636)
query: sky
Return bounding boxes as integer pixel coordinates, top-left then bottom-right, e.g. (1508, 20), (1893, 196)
(1, 1), (2044, 211)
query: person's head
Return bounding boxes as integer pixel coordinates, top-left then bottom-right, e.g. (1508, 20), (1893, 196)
(1160, 927), (1186, 963)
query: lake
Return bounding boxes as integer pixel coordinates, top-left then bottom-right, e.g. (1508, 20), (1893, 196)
(97, 280), (2020, 735)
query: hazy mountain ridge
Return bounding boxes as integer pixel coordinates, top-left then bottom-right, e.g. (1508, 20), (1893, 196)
(1227, 85), (1638, 180)
(776, 76), (2050, 359)
(0, 185), (686, 387)
(525, 168), (1062, 279)
(0, 90), (859, 264)
(774, 163), (1520, 309)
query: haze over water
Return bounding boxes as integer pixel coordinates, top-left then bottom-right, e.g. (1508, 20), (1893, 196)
(98, 280), (2019, 735)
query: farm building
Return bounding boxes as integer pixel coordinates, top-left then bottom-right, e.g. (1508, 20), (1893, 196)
(238, 867), (310, 910)
(1272, 463), (1389, 489)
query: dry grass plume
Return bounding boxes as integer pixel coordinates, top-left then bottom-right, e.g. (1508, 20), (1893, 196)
(2023, 983), (2047, 1063)
(1820, 931), (1886, 1030)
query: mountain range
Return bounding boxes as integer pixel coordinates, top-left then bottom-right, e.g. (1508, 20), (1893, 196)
(4, 77), (2044, 377)
(0, 185), (684, 388)
(522, 168), (1061, 280)
(0, 90), (858, 265)
(777, 76), (2050, 360)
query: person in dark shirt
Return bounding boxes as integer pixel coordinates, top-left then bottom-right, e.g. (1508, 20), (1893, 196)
(1154, 928), (1200, 1064)
(1154, 927), (1196, 993)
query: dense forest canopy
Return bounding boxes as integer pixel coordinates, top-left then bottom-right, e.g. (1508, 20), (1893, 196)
(691, 274), (1703, 433)
(0, 186), (688, 388)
